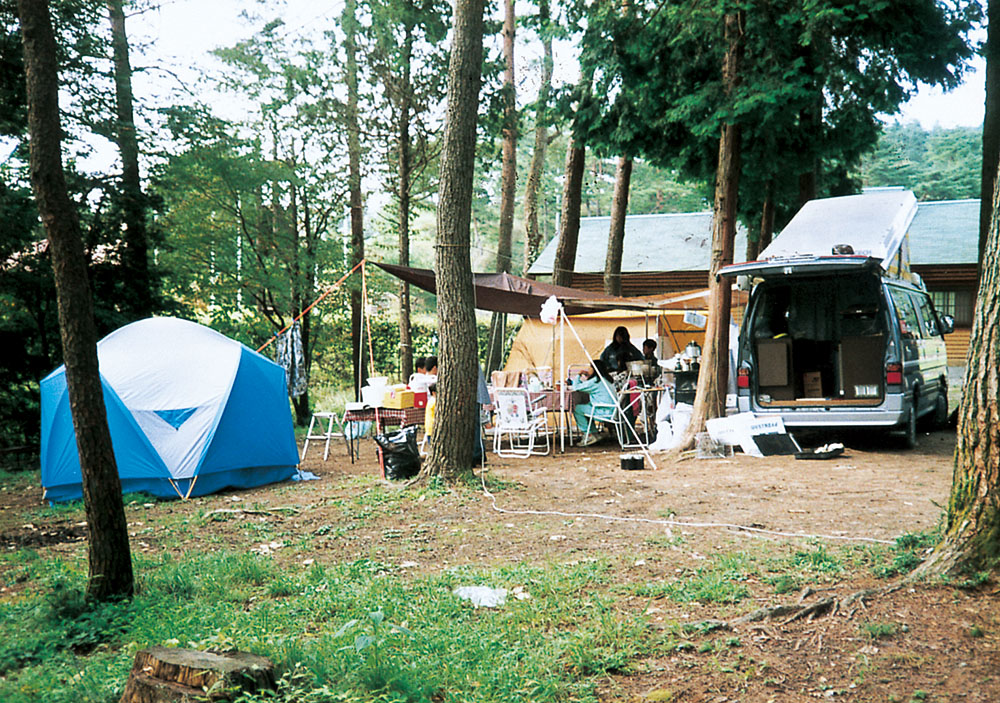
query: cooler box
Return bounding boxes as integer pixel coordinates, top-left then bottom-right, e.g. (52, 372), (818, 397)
(412, 390), (428, 408)
(384, 387), (415, 409)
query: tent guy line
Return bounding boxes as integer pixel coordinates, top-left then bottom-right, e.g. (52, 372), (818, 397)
(478, 471), (895, 545)
(256, 259), (366, 354)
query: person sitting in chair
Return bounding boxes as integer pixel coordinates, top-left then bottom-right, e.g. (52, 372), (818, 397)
(571, 360), (618, 446)
(409, 356), (435, 392)
(600, 326), (643, 374)
(642, 338), (658, 361)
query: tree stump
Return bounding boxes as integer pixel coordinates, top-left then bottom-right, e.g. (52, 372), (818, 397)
(119, 646), (275, 702)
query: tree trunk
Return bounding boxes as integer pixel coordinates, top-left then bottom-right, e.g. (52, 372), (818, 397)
(108, 0), (151, 318)
(678, 11), (743, 451)
(980, 0), (1000, 272)
(398, 28), (414, 381)
(120, 647), (275, 703)
(522, 0), (553, 273)
(18, 0), (133, 601)
(486, 0), (517, 374)
(497, 0), (516, 276)
(914, 165), (1000, 578)
(552, 139), (585, 287)
(344, 0), (365, 399)
(420, 0), (485, 479)
(747, 180), (775, 261)
(604, 156), (631, 296)
(797, 169), (815, 208)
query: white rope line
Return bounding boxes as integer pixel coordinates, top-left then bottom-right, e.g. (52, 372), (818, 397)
(478, 470), (895, 545)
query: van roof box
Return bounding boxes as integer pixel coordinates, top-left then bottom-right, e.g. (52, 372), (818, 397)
(720, 190), (918, 280)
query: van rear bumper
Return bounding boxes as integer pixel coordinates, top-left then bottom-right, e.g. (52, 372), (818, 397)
(738, 394), (907, 428)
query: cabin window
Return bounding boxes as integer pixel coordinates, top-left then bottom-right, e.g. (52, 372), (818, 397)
(930, 291), (974, 327)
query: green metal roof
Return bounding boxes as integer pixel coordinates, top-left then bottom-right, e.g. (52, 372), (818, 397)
(528, 212), (749, 275)
(908, 199), (979, 266)
(528, 199), (978, 276)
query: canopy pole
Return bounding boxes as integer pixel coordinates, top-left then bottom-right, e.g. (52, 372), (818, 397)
(560, 310), (566, 453)
(561, 308), (657, 470)
(662, 312), (681, 356)
(362, 261), (376, 378)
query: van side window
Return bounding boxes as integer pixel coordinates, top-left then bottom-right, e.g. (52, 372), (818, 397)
(889, 288), (923, 340)
(913, 293), (940, 337)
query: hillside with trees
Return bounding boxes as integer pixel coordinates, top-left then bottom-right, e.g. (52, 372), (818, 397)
(858, 122), (982, 200)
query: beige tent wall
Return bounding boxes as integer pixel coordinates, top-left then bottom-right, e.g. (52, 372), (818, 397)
(504, 310), (711, 377)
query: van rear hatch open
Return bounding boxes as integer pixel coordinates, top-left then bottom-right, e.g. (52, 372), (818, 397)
(719, 190), (919, 421)
(738, 273), (890, 409)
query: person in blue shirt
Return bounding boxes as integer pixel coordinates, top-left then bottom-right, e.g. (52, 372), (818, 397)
(572, 360), (619, 445)
(600, 326), (643, 373)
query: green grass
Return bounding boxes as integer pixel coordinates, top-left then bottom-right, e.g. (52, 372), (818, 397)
(872, 531), (939, 579)
(861, 621), (898, 641)
(0, 551), (665, 703)
(631, 552), (754, 604)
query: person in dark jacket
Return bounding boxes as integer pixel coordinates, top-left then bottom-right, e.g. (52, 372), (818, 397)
(599, 326), (643, 373)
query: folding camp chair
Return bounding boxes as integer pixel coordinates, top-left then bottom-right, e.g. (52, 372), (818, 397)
(302, 411), (351, 461)
(492, 388), (551, 458)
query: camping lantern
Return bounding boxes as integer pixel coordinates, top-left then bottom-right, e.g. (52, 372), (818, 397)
(685, 341), (701, 361)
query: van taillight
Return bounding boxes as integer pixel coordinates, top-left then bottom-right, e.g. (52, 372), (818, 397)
(737, 368), (750, 389)
(886, 362), (903, 385)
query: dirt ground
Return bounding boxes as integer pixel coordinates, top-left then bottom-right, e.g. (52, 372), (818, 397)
(2, 426), (998, 702)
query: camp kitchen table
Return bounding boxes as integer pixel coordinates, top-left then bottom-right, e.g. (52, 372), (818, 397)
(618, 385), (667, 447)
(342, 406), (426, 464)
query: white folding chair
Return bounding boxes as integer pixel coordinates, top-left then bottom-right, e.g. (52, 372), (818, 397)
(492, 388), (550, 458)
(581, 401), (629, 447)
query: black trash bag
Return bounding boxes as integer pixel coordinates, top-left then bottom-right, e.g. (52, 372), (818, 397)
(374, 426), (421, 480)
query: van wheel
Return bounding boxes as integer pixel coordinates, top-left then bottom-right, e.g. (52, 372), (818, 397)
(902, 408), (917, 450)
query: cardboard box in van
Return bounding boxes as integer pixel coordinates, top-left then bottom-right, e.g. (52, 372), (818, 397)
(802, 371), (822, 398)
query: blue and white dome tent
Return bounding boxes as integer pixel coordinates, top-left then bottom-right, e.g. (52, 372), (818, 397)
(40, 317), (300, 502)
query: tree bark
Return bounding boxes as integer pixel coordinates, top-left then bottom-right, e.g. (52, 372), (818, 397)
(678, 11), (743, 451)
(747, 179), (774, 261)
(120, 647), (275, 703)
(18, 0), (133, 600)
(522, 0), (553, 273)
(289, 179), (311, 427)
(604, 156), (631, 296)
(344, 0), (365, 398)
(398, 27), (414, 381)
(486, 0), (517, 374)
(980, 0), (1000, 273)
(496, 0), (516, 276)
(914, 161), (1000, 578)
(420, 0), (485, 479)
(552, 139), (585, 287)
(108, 0), (151, 318)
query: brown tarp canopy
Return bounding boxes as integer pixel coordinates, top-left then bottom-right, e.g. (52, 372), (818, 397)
(373, 261), (613, 316)
(374, 261), (748, 316)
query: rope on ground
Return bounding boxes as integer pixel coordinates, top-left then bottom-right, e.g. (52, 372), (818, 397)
(477, 469), (894, 545)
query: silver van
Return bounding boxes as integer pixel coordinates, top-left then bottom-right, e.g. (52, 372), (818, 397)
(720, 191), (954, 447)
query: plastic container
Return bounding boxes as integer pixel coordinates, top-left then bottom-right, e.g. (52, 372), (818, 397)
(412, 391), (428, 408)
(361, 385), (385, 407)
